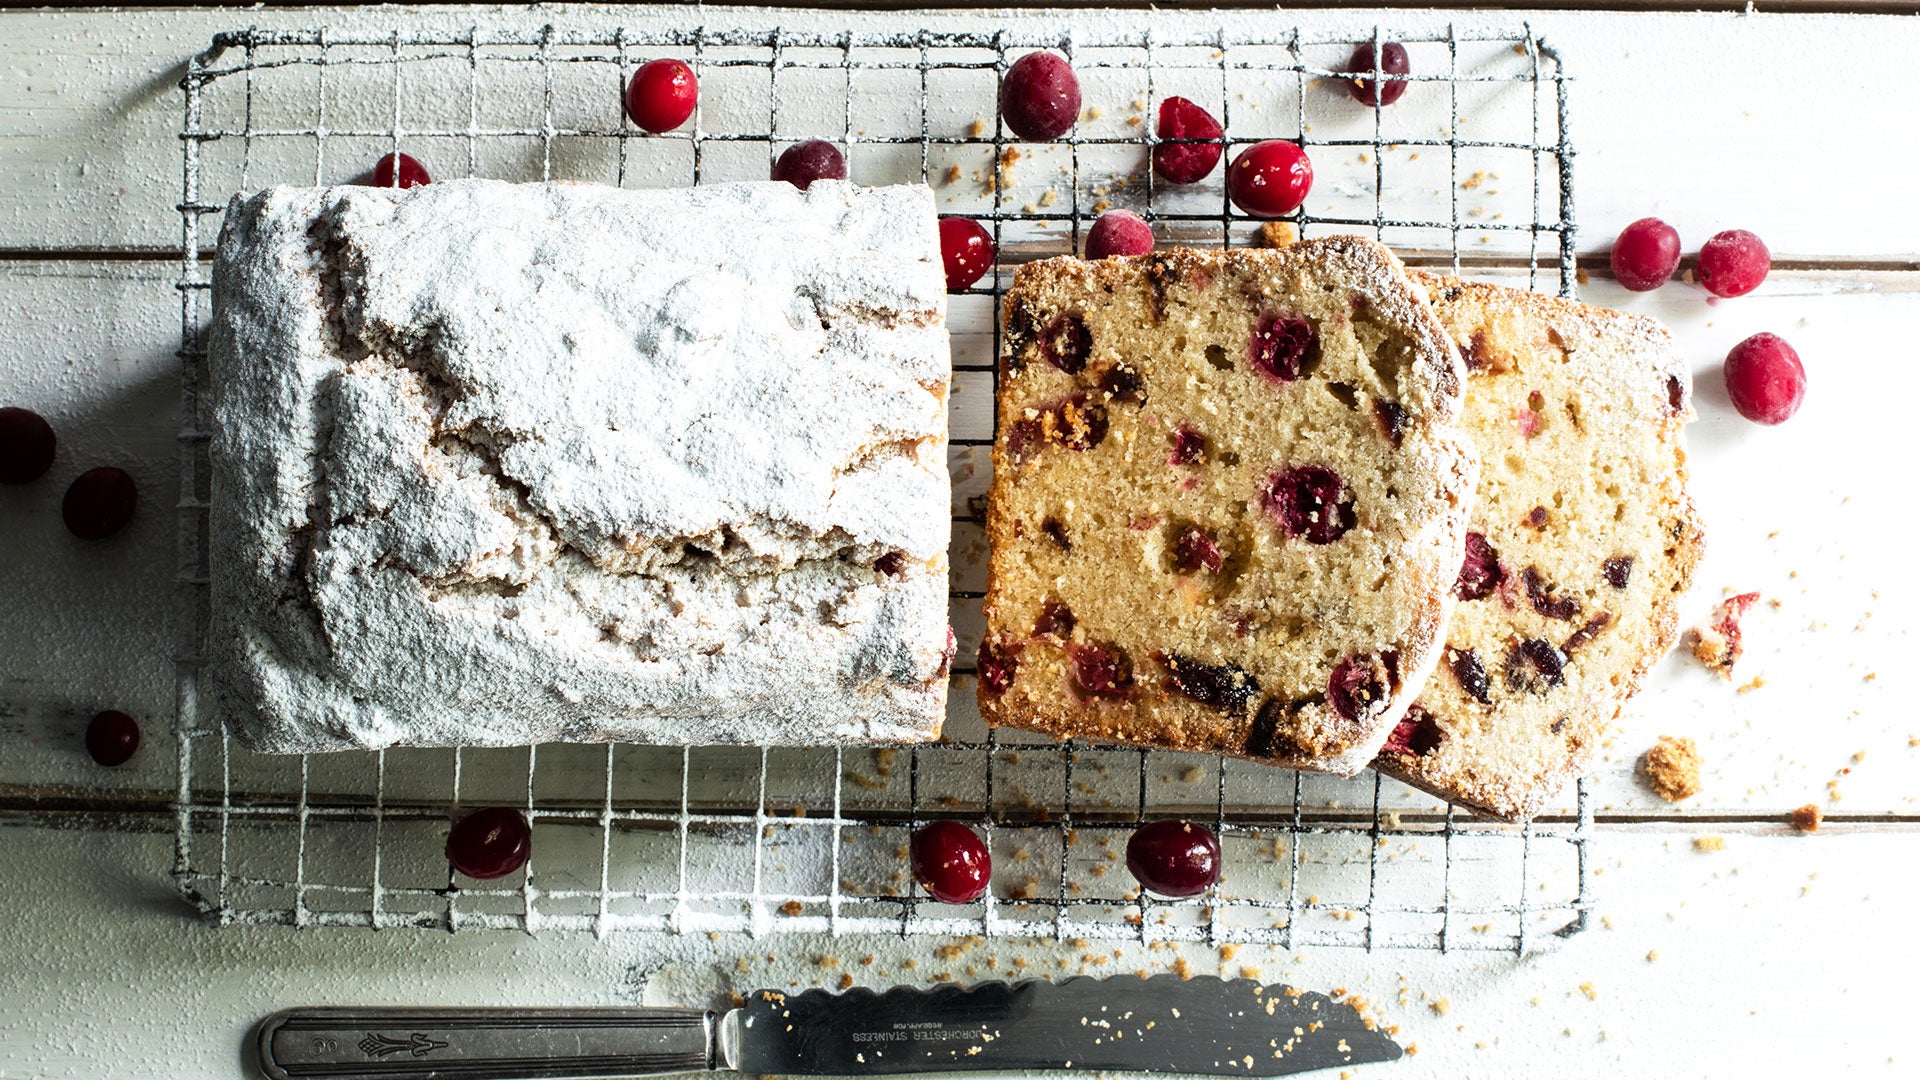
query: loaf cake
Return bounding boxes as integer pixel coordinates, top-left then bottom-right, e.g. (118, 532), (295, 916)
(1374, 275), (1705, 820)
(209, 179), (951, 752)
(976, 240), (1475, 776)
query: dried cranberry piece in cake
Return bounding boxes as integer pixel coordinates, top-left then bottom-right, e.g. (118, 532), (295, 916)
(1327, 654), (1390, 723)
(1245, 698), (1308, 760)
(1171, 525), (1224, 574)
(1504, 638), (1567, 694)
(1448, 647), (1492, 705)
(1066, 642), (1134, 700)
(1168, 427), (1207, 466)
(1040, 516), (1072, 552)
(874, 551), (908, 577)
(1381, 707), (1444, 757)
(1033, 598), (1076, 639)
(1039, 313), (1093, 374)
(978, 638), (1021, 696)
(1261, 465), (1356, 544)
(1602, 555), (1634, 589)
(1046, 394), (1109, 452)
(1562, 612), (1613, 654)
(1372, 399), (1409, 448)
(1525, 506), (1550, 529)
(1454, 532), (1505, 600)
(1247, 313), (1320, 382)
(1097, 362), (1147, 405)
(1522, 566), (1580, 620)
(1158, 653), (1260, 713)
(1005, 417), (1043, 465)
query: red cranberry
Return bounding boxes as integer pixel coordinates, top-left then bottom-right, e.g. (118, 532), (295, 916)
(1040, 516), (1072, 552)
(1227, 141), (1313, 218)
(85, 710), (140, 767)
(0, 407), (56, 484)
(1454, 532), (1505, 600)
(1505, 638), (1567, 694)
(910, 820), (990, 904)
(874, 551), (907, 577)
(625, 58), (698, 133)
(772, 139), (847, 190)
(1085, 210), (1154, 260)
(1723, 332), (1806, 425)
(1152, 97), (1224, 184)
(1523, 566), (1580, 621)
(1372, 400), (1408, 448)
(1159, 654), (1259, 713)
(1248, 313), (1318, 382)
(1261, 465), (1355, 544)
(1033, 598), (1076, 639)
(1039, 314), (1092, 374)
(1066, 642), (1134, 700)
(1696, 229), (1770, 298)
(1610, 217), (1681, 292)
(62, 466), (137, 540)
(370, 152), (430, 189)
(1602, 555), (1634, 589)
(1168, 427), (1206, 465)
(445, 807), (532, 880)
(1381, 707), (1443, 757)
(938, 216), (995, 291)
(1327, 655), (1387, 723)
(1171, 526), (1223, 574)
(1125, 819), (1221, 899)
(1345, 43), (1412, 107)
(978, 638), (1020, 696)
(1000, 51), (1080, 141)
(1448, 647), (1491, 704)
(1098, 363), (1146, 405)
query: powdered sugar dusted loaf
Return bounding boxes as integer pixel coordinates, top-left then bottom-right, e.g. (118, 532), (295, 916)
(210, 179), (951, 752)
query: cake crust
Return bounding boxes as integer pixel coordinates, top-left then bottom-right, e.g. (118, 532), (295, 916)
(1374, 275), (1706, 820)
(210, 179), (951, 752)
(978, 238), (1474, 776)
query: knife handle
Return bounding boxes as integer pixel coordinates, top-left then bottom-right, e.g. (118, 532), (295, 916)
(254, 1006), (714, 1080)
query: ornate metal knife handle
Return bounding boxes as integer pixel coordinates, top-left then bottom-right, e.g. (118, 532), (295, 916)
(255, 1006), (715, 1080)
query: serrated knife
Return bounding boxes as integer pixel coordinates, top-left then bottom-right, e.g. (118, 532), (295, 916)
(255, 975), (1400, 1079)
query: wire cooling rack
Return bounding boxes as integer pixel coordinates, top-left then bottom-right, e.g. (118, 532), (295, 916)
(172, 20), (1588, 952)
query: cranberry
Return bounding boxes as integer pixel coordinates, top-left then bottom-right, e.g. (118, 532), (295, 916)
(445, 807), (532, 880)
(1610, 217), (1682, 292)
(874, 551), (907, 577)
(910, 820), (991, 904)
(1040, 516), (1072, 552)
(1261, 465), (1355, 545)
(1152, 96), (1224, 184)
(1602, 555), (1634, 589)
(1125, 819), (1221, 899)
(625, 58), (698, 133)
(1373, 400), (1408, 448)
(1454, 532), (1504, 600)
(1000, 51), (1080, 141)
(62, 466), (137, 540)
(1723, 332), (1806, 425)
(1563, 611), (1613, 654)
(1327, 655), (1387, 723)
(1039, 314), (1092, 374)
(1227, 141), (1313, 218)
(977, 638), (1020, 696)
(1033, 598), (1076, 639)
(1049, 394), (1108, 451)
(0, 407), (56, 484)
(1248, 313), (1319, 382)
(1066, 642), (1134, 700)
(1505, 638), (1567, 694)
(772, 139), (847, 190)
(1159, 654), (1259, 713)
(1168, 427), (1206, 465)
(938, 216), (995, 291)
(370, 152), (430, 189)
(1097, 363), (1146, 405)
(1695, 229), (1770, 298)
(1345, 42), (1412, 107)
(1380, 707), (1443, 757)
(1448, 647), (1491, 704)
(85, 710), (140, 767)
(1171, 526), (1224, 574)
(1085, 210), (1154, 260)
(1522, 566), (1580, 621)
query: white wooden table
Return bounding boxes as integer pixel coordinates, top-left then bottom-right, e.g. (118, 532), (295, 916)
(1, 4), (1914, 1077)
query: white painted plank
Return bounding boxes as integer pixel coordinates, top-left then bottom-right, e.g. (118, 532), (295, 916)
(0, 7), (1915, 261)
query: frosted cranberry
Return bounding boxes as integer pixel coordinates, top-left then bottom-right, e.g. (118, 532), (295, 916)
(910, 820), (991, 904)
(1723, 332), (1806, 425)
(1454, 532), (1504, 600)
(1168, 427), (1206, 465)
(1159, 654), (1259, 713)
(938, 216), (995, 291)
(1327, 655), (1387, 723)
(1086, 210), (1154, 260)
(1171, 526), (1223, 574)
(1345, 43), (1412, 107)
(1227, 141), (1313, 218)
(62, 466), (136, 540)
(1610, 217), (1681, 292)
(1126, 820), (1221, 899)
(1066, 642), (1134, 700)
(445, 807), (531, 880)
(1001, 51), (1080, 141)
(1261, 465), (1355, 544)
(625, 58), (698, 133)
(1696, 229), (1770, 298)
(0, 407), (56, 484)
(85, 710), (140, 767)
(1040, 314), (1092, 374)
(772, 140), (847, 190)
(1153, 96), (1224, 184)
(370, 152), (430, 189)
(1448, 647), (1491, 704)
(1248, 313), (1319, 382)
(978, 638), (1020, 696)
(1381, 707), (1443, 757)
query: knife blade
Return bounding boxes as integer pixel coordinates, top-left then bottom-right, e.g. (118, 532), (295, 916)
(255, 976), (1400, 1080)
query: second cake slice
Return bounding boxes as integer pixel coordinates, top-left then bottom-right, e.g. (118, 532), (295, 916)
(978, 239), (1475, 776)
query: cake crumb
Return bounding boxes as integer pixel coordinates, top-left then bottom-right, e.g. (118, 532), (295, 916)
(780, 900), (804, 916)
(1578, 981), (1597, 1000)
(1645, 949), (1660, 962)
(1257, 221), (1297, 248)
(1791, 804), (1823, 833)
(1736, 675), (1765, 694)
(1180, 765), (1206, 783)
(838, 973), (855, 989)
(942, 164), (962, 186)
(968, 118), (987, 138)
(1693, 835), (1725, 852)
(1429, 998), (1451, 1016)
(1687, 592), (1760, 677)
(1641, 735), (1702, 802)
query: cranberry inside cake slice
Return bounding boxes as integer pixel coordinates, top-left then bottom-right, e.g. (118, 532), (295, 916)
(978, 240), (1475, 776)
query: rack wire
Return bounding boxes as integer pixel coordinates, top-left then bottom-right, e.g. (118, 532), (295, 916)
(173, 19), (1587, 952)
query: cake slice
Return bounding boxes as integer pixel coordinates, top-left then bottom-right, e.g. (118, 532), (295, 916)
(1373, 275), (1705, 820)
(210, 179), (951, 752)
(977, 239), (1475, 776)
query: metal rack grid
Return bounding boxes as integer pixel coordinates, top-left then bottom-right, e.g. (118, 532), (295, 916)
(172, 20), (1588, 952)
